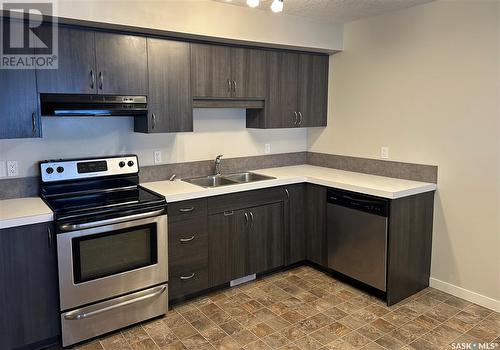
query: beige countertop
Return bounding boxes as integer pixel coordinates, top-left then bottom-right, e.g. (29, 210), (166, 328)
(142, 165), (437, 202)
(0, 197), (53, 229)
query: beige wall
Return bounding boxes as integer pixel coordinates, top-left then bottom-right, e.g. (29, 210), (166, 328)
(309, 0), (500, 303)
(53, 0), (343, 51)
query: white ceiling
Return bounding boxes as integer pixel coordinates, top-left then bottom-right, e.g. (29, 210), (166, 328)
(212, 0), (434, 24)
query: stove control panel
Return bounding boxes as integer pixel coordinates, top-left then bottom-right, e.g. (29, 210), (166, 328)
(40, 155), (139, 182)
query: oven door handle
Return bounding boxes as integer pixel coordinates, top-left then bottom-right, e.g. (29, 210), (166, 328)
(63, 285), (166, 320)
(58, 209), (165, 232)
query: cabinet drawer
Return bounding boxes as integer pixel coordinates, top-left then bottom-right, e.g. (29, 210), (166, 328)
(169, 217), (208, 264)
(208, 187), (284, 214)
(169, 264), (209, 300)
(168, 198), (207, 222)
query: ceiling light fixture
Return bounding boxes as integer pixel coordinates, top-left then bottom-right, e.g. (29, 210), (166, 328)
(270, 0), (283, 13)
(246, 0), (260, 8)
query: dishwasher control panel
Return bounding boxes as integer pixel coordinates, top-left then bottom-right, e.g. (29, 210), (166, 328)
(327, 188), (389, 217)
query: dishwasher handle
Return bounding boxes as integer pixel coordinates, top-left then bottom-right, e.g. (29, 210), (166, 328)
(327, 188), (389, 217)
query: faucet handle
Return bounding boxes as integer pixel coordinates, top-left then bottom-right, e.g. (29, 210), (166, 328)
(215, 154), (223, 162)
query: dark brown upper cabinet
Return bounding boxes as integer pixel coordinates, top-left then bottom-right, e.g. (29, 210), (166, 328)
(191, 44), (268, 100)
(231, 47), (268, 99)
(135, 38), (192, 133)
(37, 29), (147, 96)
(298, 54), (329, 127)
(94, 32), (148, 95)
(191, 44), (232, 98)
(0, 65), (40, 139)
(247, 51), (329, 129)
(36, 27), (97, 94)
(0, 20), (40, 140)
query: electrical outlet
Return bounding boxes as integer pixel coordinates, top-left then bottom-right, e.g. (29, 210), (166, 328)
(381, 147), (389, 159)
(153, 151), (162, 165)
(264, 143), (271, 154)
(0, 161), (6, 177)
(7, 160), (18, 177)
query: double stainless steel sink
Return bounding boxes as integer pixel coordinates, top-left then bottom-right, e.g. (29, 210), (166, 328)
(182, 172), (276, 188)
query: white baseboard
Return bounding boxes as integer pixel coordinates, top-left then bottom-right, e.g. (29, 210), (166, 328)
(429, 277), (500, 313)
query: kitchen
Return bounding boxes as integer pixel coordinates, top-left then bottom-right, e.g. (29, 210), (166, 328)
(0, 1), (499, 350)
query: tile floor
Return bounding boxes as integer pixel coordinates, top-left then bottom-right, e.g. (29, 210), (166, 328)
(68, 266), (499, 350)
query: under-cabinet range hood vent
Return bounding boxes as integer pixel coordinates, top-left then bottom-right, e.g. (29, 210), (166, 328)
(40, 94), (148, 117)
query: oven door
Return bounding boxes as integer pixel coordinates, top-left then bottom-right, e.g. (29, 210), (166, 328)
(57, 211), (167, 311)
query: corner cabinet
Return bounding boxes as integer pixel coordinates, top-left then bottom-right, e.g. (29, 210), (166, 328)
(135, 39), (192, 133)
(0, 222), (60, 349)
(247, 51), (329, 129)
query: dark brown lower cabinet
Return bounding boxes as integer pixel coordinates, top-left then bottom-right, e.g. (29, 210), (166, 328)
(306, 184), (328, 266)
(0, 222), (60, 350)
(168, 214), (209, 301)
(247, 203), (284, 274)
(284, 184), (306, 265)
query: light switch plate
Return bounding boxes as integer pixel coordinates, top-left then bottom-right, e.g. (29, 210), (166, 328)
(264, 144), (271, 154)
(381, 147), (389, 159)
(7, 160), (18, 177)
(153, 151), (162, 165)
(0, 161), (6, 177)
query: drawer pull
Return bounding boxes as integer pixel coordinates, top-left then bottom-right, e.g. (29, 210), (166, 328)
(224, 210), (234, 216)
(179, 207), (194, 213)
(180, 273), (195, 280)
(179, 235), (195, 243)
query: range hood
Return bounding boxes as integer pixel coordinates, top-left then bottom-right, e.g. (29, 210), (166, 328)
(40, 94), (148, 117)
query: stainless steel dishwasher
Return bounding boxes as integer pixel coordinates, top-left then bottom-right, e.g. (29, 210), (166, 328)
(327, 188), (389, 291)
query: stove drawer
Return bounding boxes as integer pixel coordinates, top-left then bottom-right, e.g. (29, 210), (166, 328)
(169, 263), (209, 300)
(169, 216), (208, 263)
(61, 284), (167, 347)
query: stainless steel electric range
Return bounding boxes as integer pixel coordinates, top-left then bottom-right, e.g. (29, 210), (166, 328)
(39, 155), (168, 347)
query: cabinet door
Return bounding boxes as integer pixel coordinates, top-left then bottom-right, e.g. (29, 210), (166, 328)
(142, 38), (192, 133)
(191, 43), (232, 98)
(247, 203), (284, 274)
(95, 32), (148, 95)
(284, 185), (306, 265)
(208, 210), (247, 287)
(306, 184), (327, 266)
(37, 26), (96, 94)
(266, 51), (299, 128)
(298, 54), (329, 127)
(231, 48), (267, 99)
(0, 69), (40, 139)
(0, 223), (59, 349)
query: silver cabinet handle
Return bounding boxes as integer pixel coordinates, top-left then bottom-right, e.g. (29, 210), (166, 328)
(90, 69), (95, 89)
(298, 112), (303, 126)
(227, 79), (231, 92)
(47, 226), (52, 248)
(31, 112), (36, 134)
(152, 113), (156, 130)
(180, 273), (195, 280)
(293, 111), (298, 126)
(180, 235), (195, 243)
(58, 208), (165, 232)
(64, 285), (166, 320)
(179, 207), (194, 213)
(233, 80), (237, 92)
(99, 71), (103, 90)
(244, 212), (249, 225)
(249, 211), (254, 227)
(224, 210), (234, 216)
(284, 188), (290, 202)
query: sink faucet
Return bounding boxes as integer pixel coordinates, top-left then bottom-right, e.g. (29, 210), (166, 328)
(215, 154), (223, 175)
